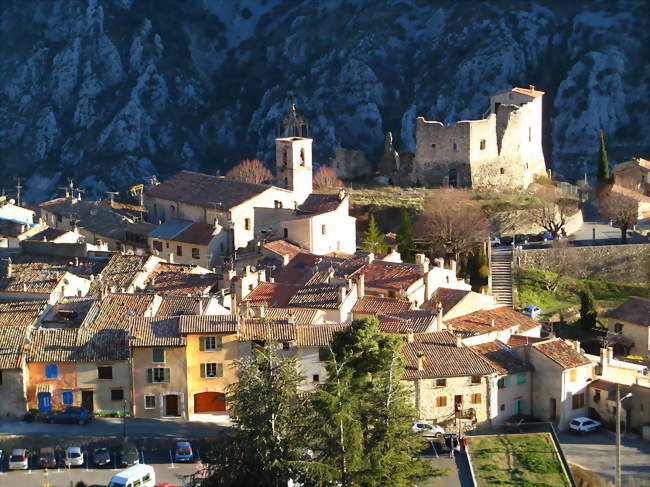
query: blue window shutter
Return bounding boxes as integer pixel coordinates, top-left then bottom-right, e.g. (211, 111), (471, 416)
(62, 391), (73, 405)
(45, 364), (58, 379)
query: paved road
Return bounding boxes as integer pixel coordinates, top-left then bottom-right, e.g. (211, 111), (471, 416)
(569, 221), (647, 246)
(557, 430), (650, 484)
(0, 417), (227, 438)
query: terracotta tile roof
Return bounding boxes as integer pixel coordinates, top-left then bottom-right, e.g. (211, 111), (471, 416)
(81, 293), (156, 330)
(377, 311), (438, 334)
(178, 315), (238, 334)
(532, 339), (592, 369)
(27, 328), (81, 362)
(258, 307), (322, 325)
(352, 296), (413, 315)
(402, 331), (497, 379)
(149, 219), (216, 245)
(424, 287), (471, 314)
(589, 379), (632, 401)
(0, 299), (49, 327)
(350, 261), (422, 291)
(297, 193), (343, 215)
(243, 282), (300, 307)
(0, 326), (29, 369)
(77, 329), (129, 361)
(608, 297), (650, 327)
(446, 307), (541, 337)
(0, 264), (65, 294)
(470, 341), (532, 375)
(145, 170), (271, 210)
(130, 317), (185, 347)
(610, 185), (650, 203)
(263, 240), (302, 260)
(156, 296), (213, 316)
(88, 254), (152, 296)
(42, 297), (97, 328)
(507, 334), (546, 347)
(274, 252), (322, 284)
(287, 273), (343, 310)
(613, 158), (650, 172)
(296, 324), (349, 347)
(145, 263), (219, 296)
(239, 319), (296, 341)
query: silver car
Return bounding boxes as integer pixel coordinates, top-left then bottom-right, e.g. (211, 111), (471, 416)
(65, 446), (84, 467)
(8, 449), (29, 470)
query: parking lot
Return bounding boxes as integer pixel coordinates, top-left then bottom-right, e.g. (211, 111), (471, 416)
(0, 445), (204, 487)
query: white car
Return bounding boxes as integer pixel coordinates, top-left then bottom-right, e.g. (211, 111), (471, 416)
(65, 446), (84, 467)
(412, 421), (445, 438)
(569, 417), (602, 434)
(8, 449), (29, 470)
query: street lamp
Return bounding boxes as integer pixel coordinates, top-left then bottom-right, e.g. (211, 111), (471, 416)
(615, 385), (632, 487)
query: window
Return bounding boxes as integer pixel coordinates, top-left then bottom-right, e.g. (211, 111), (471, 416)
(453, 143), (458, 151)
(283, 228), (289, 238)
(220, 243), (224, 252)
(144, 396), (156, 409)
(153, 240), (163, 252)
(614, 322), (623, 334)
(282, 342), (291, 350)
(480, 139), (486, 150)
(62, 391), (73, 405)
(170, 205), (176, 216)
(528, 127), (532, 142)
(57, 214), (63, 223)
(517, 373), (527, 384)
(97, 366), (113, 380)
(283, 149), (288, 165)
(166, 242), (169, 248)
(500, 168), (505, 174)
(244, 218), (251, 231)
(318, 348), (330, 362)
(300, 148), (305, 166)
(284, 177), (288, 186)
(111, 389), (124, 401)
(147, 368), (169, 383)
(471, 393), (482, 404)
(201, 336), (222, 352)
(321, 224), (327, 235)
(0, 370), (2, 384)
(176, 245), (182, 257)
(274, 200), (283, 209)
(431, 143), (436, 149)
(498, 376), (511, 389)
(435, 378), (446, 387)
(435, 396), (447, 408)
(201, 363), (223, 378)
(572, 393), (585, 410)
(45, 364), (58, 379)
(152, 348), (165, 363)
(471, 375), (481, 384)
(569, 369), (577, 382)
(192, 247), (200, 259)
(500, 404), (505, 411)
(313, 374), (320, 383)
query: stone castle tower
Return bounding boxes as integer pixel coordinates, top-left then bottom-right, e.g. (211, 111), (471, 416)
(276, 105), (313, 206)
(412, 86), (547, 190)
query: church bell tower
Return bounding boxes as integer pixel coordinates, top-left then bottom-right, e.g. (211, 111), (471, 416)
(276, 104), (313, 206)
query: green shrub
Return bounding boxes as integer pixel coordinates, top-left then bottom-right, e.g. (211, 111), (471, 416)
(516, 452), (560, 474)
(481, 463), (499, 471)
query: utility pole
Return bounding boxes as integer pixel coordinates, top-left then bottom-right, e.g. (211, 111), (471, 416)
(616, 385), (633, 487)
(14, 177), (22, 207)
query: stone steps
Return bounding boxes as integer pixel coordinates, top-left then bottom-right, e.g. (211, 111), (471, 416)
(490, 247), (514, 308)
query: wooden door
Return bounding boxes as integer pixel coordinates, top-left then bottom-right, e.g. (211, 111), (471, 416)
(454, 394), (463, 412)
(82, 390), (94, 411)
(165, 394), (179, 416)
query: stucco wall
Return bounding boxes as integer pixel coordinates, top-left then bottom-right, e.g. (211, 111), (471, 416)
(76, 361), (131, 413)
(0, 368), (27, 419)
(608, 318), (650, 356)
(515, 243), (650, 284)
(26, 361), (77, 410)
(489, 372), (532, 424)
(297, 347), (327, 392)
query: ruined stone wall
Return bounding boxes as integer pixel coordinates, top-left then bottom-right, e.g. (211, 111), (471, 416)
(331, 147), (371, 179)
(515, 243), (650, 284)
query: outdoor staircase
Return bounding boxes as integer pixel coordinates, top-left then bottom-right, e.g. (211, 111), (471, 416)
(490, 247), (514, 308)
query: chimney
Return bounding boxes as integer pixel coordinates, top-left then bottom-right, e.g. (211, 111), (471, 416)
(415, 253), (429, 273)
(450, 259), (457, 274)
(259, 305), (265, 318)
(435, 302), (443, 331)
(607, 347), (613, 362)
(600, 346), (609, 370)
(197, 299), (204, 315)
(338, 286), (347, 303)
(22, 283), (27, 292)
(356, 273), (365, 299)
(268, 276), (275, 283)
(89, 274), (94, 282)
(575, 340), (581, 353)
(366, 252), (375, 263)
(529, 84), (535, 92)
(406, 328), (414, 343)
(433, 257), (444, 268)
(287, 309), (294, 325)
(416, 351), (425, 371)
(1, 257), (12, 278)
(490, 319), (495, 327)
(169, 253), (174, 264)
(456, 335), (463, 348)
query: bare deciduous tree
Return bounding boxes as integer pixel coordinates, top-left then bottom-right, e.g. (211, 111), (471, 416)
(313, 165), (344, 190)
(226, 158), (273, 185)
(529, 187), (579, 238)
(598, 185), (639, 244)
(416, 189), (489, 261)
(536, 239), (580, 292)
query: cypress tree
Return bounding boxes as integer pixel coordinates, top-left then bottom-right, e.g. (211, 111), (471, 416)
(362, 214), (386, 254)
(396, 207), (416, 263)
(597, 130), (610, 183)
(579, 287), (598, 331)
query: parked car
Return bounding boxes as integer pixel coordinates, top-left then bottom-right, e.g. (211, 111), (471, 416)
(36, 447), (57, 468)
(522, 305), (541, 319)
(490, 236), (502, 247)
(120, 445), (140, 467)
(65, 446), (84, 467)
(8, 449), (29, 470)
(93, 444), (111, 467)
(569, 417), (602, 434)
(46, 407), (93, 425)
(174, 441), (194, 462)
(412, 421), (445, 438)
(539, 231), (554, 241)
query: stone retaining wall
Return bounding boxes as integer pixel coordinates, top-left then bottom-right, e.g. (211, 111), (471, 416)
(515, 243), (650, 284)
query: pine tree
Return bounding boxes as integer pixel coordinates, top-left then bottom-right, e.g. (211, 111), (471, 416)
(579, 287), (598, 331)
(468, 247), (489, 292)
(200, 343), (312, 487)
(362, 214), (387, 254)
(597, 130), (610, 184)
(311, 318), (432, 486)
(396, 207), (416, 263)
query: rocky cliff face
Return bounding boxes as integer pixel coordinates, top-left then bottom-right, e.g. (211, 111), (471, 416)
(0, 0), (647, 200)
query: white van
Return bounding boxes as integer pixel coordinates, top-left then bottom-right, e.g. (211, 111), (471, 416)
(108, 464), (156, 487)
